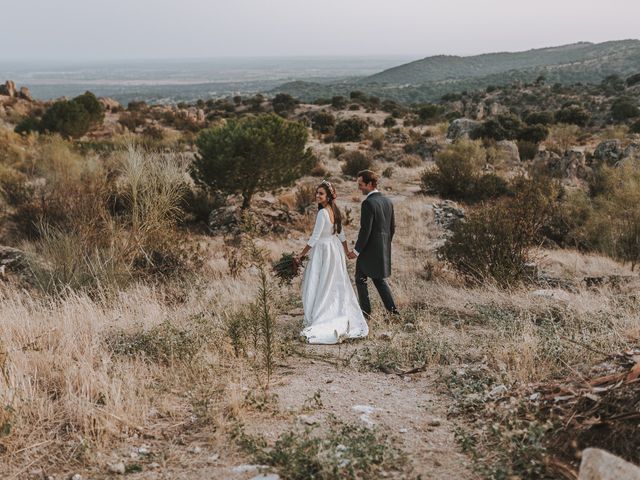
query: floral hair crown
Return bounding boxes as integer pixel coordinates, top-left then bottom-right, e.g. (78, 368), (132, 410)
(320, 180), (337, 200)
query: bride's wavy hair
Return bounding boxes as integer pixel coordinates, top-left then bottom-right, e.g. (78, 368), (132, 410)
(317, 181), (342, 235)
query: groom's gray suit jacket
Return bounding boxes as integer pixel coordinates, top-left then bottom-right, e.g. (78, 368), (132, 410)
(354, 192), (395, 279)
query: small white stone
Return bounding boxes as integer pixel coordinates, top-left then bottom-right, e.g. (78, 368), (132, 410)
(107, 462), (126, 475)
(137, 445), (151, 455)
(399, 428), (408, 433)
(207, 454), (220, 465)
(188, 445), (202, 454)
(148, 462), (160, 469)
(427, 418), (442, 427)
(71, 474), (82, 480)
(488, 384), (508, 398)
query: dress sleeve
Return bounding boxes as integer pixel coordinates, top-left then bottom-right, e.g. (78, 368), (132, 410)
(337, 228), (346, 243)
(307, 210), (326, 247)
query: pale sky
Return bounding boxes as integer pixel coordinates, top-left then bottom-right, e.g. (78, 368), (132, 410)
(1, 0), (639, 60)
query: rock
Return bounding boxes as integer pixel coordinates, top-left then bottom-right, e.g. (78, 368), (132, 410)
(18, 86), (33, 101)
(188, 445), (202, 454)
(148, 462), (160, 469)
(446, 118), (481, 140)
(0, 80), (17, 97)
(427, 418), (442, 427)
(561, 148), (590, 180)
(402, 322), (416, 332)
(207, 454), (220, 465)
(196, 109), (206, 123)
(433, 200), (465, 231)
(488, 384), (508, 398)
(378, 331), (392, 341)
(593, 140), (622, 166)
(617, 142), (640, 167)
(531, 289), (572, 302)
(488, 102), (508, 116)
(496, 140), (520, 163)
(578, 448), (640, 480)
(298, 414), (319, 425)
(208, 201), (301, 235)
(250, 474), (280, 480)
(231, 465), (266, 474)
(107, 461), (126, 474)
(0, 246), (31, 275)
(473, 102), (485, 120)
(99, 97), (121, 111)
(398, 428), (408, 433)
(70, 475), (82, 480)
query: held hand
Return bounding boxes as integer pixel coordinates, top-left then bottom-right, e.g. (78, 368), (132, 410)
(347, 251), (357, 260)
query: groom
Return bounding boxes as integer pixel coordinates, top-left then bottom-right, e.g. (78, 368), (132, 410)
(347, 170), (398, 318)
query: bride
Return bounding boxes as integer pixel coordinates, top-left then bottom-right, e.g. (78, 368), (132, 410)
(295, 180), (368, 344)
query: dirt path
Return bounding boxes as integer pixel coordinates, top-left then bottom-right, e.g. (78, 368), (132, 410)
(107, 339), (474, 480)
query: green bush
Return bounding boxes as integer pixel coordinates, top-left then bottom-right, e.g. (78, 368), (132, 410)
(341, 151), (373, 177)
(517, 140), (539, 161)
(14, 116), (41, 135)
(415, 104), (444, 124)
(331, 96), (347, 109)
(383, 116), (397, 128)
(420, 139), (485, 200)
(439, 176), (558, 286)
(524, 111), (554, 125)
(630, 119), (640, 134)
(518, 124), (549, 144)
(555, 105), (590, 127)
(272, 93), (298, 117)
(39, 91), (105, 138)
(476, 114), (524, 141)
(311, 111), (335, 134)
(611, 97), (640, 121)
(334, 117), (368, 142)
(192, 114), (314, 209)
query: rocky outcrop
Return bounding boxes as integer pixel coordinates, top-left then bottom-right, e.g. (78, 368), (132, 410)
(446, 118), (481, 140)
(99, 97), (121, 111)
(578, 448), (640, 480)
(593, 140), (622, 166)
(208, 200), (301, 235)
(496, 140), (520, 163)
(433, 200), (465, 231)
(18, 86), (33, 101)
(533, 149), (591, 180)
(0, 80), (17, 97)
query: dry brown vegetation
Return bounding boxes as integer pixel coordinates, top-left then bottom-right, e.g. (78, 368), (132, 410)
(0, 88), (639, 480)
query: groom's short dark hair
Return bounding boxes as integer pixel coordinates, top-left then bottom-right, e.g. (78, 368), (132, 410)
(357, 170), (378, 187)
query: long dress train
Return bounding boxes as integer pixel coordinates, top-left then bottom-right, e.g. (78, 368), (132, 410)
(300, 208), (368, 344)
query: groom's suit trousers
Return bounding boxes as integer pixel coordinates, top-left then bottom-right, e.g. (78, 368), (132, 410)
(355, 262), (397, 317)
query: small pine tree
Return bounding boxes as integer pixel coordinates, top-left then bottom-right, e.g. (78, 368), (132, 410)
(192, 114), (314, 209)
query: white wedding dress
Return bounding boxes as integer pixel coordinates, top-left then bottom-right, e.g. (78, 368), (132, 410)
(300, 208), (368, 344)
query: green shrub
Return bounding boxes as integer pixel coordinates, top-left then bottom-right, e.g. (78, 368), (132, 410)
(39, 91), (105, 138)
(524, 111), (554, 125)
(420, 139), (486, 200)
(331, 96), (347, 109)
(517, 140), (539, 161)
(272, 93), (298, 117)
(334, 117), (368, 142)
(630, 119), (640, 134)
(341, 151), (372, 177)
(611, 97), (640, 121)
(14, 116), (41, 135)
(192, 114), (314, 209)
(330, 144), (346, 158)
(439, 176), (558, 286)
(415, 104), (444, 124)
(476, 114), (524, 141)
(555, 105), (590, 127)
(311, 111), (335, 134)
(383, 116), (397, 128)
(518, 124), (549, 144)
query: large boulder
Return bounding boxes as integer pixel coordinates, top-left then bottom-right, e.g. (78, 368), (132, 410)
(617, 142), (640, 167)
(578, 448), (640, 480)
(99, 97), (121, 111)
(446, 118), (481, 140)
(433, 200), (465, 231)
(593, 140), (622, 166)
(496, 140), (520, 163)
(562, 148), (591, 180)
(208, 201), (301, 235)
(0, 80), (17, 98)
(18, 86), (33, 102)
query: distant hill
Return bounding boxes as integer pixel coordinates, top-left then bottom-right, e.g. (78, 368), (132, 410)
(362, 40), (640, 85)
(274, 40), (640, 103)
